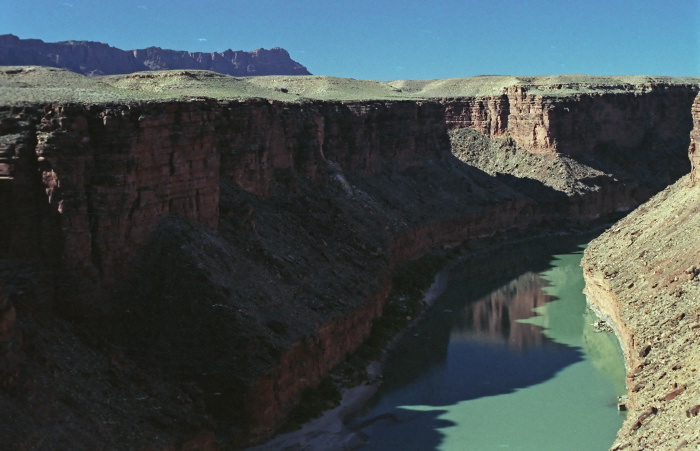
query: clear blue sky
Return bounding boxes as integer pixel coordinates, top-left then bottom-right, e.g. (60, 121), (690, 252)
(2, 0), (699, 80)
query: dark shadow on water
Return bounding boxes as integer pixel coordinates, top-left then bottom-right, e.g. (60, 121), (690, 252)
(352, 234), (594, 451)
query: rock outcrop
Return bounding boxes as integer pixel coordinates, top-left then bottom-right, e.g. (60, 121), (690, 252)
(1, 101), (221, 315)
(1, 68), (699, 448)
(0, 34), (311, 77)
(582, 92), (700, 449)
(442, 82), (698, 189)
(689, 95), (700, 185)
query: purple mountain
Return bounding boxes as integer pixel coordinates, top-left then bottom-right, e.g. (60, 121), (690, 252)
(0, 34), (311, 77)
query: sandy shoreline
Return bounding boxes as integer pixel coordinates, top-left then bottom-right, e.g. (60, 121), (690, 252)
(247, 383), (379, 450)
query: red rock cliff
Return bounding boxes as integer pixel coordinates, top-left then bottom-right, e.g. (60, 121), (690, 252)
(1, 98), (451, 282)
(1, 101), (220, 314)
(441, 83), (699, 222)
(442, 83), (698, 160)
(218, 99), (449, 197)
(1, 76), (699, 447)
(0, 98), (465, 444)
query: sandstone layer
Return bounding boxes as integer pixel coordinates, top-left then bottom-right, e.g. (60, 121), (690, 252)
(0, 34), (311, 77)
(582, 93), (700, 449)
(0, 67), (698, 448)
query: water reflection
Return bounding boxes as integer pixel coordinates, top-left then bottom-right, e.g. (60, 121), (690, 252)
(354, 237), (626, 451)
(453, 272), (553, 348)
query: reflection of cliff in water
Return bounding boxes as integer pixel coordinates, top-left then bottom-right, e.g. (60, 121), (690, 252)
(452, 272), (554, 348)
(379, 235), (593, 390)
(358, 237), (626, 451)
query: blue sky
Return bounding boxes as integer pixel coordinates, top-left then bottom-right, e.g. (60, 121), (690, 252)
(2, 0), (699, 80)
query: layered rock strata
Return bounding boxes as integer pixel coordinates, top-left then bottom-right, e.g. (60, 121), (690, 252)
(0, 98), (540, 443)
(689, 95), (700, 185)
(582, 92), (700, 449)
(441, 83), (698, 190)
(1, 68), (699, 448)
(1, 101), (221, 314)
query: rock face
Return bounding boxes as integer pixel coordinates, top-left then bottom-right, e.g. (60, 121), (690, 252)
(0, 96), (529, 446)
(1, 69), (699, 448)
(219, 100), (450, 197)
(0, 34), (311, 77)
(1, 101), (221, 314)
(503, 86), (695, 158)
(441, 83), (698, 186)
(689, 94), (700, 185)
(581, 92), (700, 449)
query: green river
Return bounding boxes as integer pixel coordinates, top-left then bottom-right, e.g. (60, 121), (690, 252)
(355, 237), (627, 450)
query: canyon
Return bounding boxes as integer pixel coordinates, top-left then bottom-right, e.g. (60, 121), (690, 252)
(0, 66), (699, 449)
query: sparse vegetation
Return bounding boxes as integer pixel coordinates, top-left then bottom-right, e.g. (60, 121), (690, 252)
(3, 66), (699, 106)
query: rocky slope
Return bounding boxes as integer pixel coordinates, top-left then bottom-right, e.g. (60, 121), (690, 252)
(582, 93), (700, 450)
(0, 67), (698, 448)
(0, 34), (311, 77)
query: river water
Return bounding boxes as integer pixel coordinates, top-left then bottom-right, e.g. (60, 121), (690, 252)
(353, 236), (626, 451)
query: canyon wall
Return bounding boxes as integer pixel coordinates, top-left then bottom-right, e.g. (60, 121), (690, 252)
(442, 83), (698, 167)
(581, 92), (700, 449)
(689, 94), (700, 185)
(442, 83), (699, 225)
(1, 99), (450, 301)
(218, 99), (449, 197)
(1, 101), (221, 314)
(441, 94), (509, 136)
(505, 85), (697, 158)
(1, 71), (699, 448)
(0, 98), (477, 445)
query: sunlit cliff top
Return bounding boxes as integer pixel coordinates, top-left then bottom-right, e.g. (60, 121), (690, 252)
(2, 65), (699, 105)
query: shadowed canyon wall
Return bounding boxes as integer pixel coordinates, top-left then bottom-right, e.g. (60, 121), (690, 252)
(1, 99), (449, 303)
(1, 101), (221, 314)
(219, 99), (449, 197)
(0, 76), (699, 447)
(0, 98), (473, 444)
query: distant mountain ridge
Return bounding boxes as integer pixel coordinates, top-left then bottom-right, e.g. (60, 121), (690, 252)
(0, 34), (311, 77)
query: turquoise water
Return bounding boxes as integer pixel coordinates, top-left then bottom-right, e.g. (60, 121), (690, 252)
(355, 238), (626, 451)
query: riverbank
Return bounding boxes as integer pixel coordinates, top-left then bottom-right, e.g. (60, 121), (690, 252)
(246, 252), (455, 450)
(251, 227), (613, 450)
(582, 174), (700, 450)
